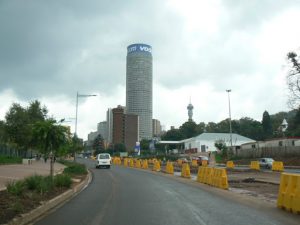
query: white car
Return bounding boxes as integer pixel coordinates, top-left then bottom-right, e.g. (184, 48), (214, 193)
(259, 158), (274, 169)
(96, 153), (112, 169)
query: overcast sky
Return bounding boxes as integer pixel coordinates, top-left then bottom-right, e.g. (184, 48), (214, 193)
(1, 0), (300, 139)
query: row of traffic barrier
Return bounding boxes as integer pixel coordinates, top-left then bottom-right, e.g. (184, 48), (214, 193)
(197, 167), (228, 190)
(225, 160), (284, 172)
(277, 173), (300, 214)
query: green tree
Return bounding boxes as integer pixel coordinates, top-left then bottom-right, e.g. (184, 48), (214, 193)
(287, 108), (300, 136)
(32, 119), (69, 177)
(287, 51), (300, 108)
(161, 128), (184, 141)
(93, 134), (104, 155)
(0, 120), (7, 144)
(262, 111), (273, 139)
(5, 103), (31, 156)
(4, 101), (48, 156)
(238, 117), (263, 141)
(206, 122), (219, 133)
(140, 139), (149, 151)
(196, 122), (206, 134)
(114, 143), (126, 152)
(214, 140), (228, 159)
(179, 121), (198, 138)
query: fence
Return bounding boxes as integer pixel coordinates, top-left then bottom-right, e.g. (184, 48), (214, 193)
(0, 144), (36, 158)
(235, 146), (300, 158)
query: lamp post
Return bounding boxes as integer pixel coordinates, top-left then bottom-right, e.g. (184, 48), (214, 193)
(74, 91), (97, 161)
(226, 89), (233, 151)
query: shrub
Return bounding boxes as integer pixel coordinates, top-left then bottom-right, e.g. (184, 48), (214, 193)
(0, 155), (22, 164)
(54, 174), (72, 188)
(36, 176), (54, 195)
(10, 200), (24, 213)
(25, 175), (43, 190)
(63, 164), (87, 175)
(6, 180), (26, 196)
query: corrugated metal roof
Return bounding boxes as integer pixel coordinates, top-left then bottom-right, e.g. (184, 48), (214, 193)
(183, 133), (255, 143)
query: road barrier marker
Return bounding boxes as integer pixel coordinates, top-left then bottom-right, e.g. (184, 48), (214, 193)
(166, 161), (174, 175)
(153, 160), (161, 172)
(272, 161), (284, 172)
(226, 161), (235, 169)
(181, 163), (191, 178)
(250, 161), (260, 170)
(277, 173), (300, 214)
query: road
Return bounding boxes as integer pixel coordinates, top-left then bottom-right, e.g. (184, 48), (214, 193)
(34, 159), (299, 225)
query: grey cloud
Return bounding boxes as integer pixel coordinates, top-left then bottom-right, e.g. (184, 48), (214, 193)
(1, 0), (299, 100)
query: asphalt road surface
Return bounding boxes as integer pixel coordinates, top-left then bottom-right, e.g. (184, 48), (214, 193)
(34, 159), (299, 225)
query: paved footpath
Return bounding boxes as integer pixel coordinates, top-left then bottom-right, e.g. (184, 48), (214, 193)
(0, 160), (65, 191)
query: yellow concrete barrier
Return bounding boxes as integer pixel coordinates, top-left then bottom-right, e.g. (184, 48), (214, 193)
(113, 157), (121, 165)
(124, 158), (128, 167)
(135, 159), (141, 168)
(197, 167), (228, 189)
(277, 173), (300, 214)
(211, 168), (228, 190)
(192, 160), (198, 167)
(181, 163), (191, 178)
(142, 160), (148, 169)
(272, 161), (284, 172)
(166, 161), (174, 174)
(129, 159), (134, 167)
(202, 160), (208, 167)
(250, 161), (260, 170)
(226, 161), (235, 169)
(153, 160), (161, 172)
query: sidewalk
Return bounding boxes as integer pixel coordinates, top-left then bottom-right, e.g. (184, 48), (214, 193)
(0, 160), (65, 191)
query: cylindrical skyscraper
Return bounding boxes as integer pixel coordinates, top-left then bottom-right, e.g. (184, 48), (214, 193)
(126, 43), (153, 140)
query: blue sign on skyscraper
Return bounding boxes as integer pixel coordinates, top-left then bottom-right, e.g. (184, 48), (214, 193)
(127, 44), (152, 54)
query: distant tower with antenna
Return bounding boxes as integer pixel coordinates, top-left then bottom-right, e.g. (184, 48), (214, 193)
(187, 97), (194, 122)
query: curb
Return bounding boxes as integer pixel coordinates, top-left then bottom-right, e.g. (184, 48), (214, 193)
(6, 170), (92, 225)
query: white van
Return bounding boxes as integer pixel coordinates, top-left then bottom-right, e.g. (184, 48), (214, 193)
(95, 153), (112, 169)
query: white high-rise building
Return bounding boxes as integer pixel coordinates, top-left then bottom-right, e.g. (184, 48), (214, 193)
(126, 43), (153, 140)
(106, 108), (113, 143)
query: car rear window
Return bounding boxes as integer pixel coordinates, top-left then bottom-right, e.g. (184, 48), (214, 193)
(99, 154), (110, 159)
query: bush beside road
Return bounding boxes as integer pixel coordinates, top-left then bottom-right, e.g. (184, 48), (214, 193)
(0, 160), (89, 225)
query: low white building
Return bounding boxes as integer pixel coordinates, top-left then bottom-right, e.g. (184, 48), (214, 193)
(183, 133), (255, 153)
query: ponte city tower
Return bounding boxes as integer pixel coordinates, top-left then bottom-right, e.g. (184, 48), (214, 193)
(126, 43), (153, 140)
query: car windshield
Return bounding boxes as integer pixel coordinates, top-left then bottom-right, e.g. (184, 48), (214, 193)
(99, 154), (110, 159)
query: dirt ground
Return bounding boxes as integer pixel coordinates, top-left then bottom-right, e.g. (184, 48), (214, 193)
(226, 170), (280, 203)
(172, 164), (282, 203)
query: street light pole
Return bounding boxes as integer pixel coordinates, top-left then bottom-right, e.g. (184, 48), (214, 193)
(226, 89), (233, 150)
(74, 92), (97, 161)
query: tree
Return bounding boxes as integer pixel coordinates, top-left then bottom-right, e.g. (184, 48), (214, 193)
(262, 111), (273, 139)
(5, 103), (31, 155)
(215, 140), (228, 159)
(287, 51), (300, 108)
(4, 101), (48, 156)
(114, 143), (126, 153)
(238, 117), (264, 141)
(32, 119), (69, 177)
(161, 128), (184, 141)
(287, 108), (300, 136)
(0, 120), (7, 144)
(205, 122), (219, 133)
(179, 121), (198, 138)
(196, 122), (206, 134)
(93, 134), (104, 155)
(140, 139), (150, 151)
